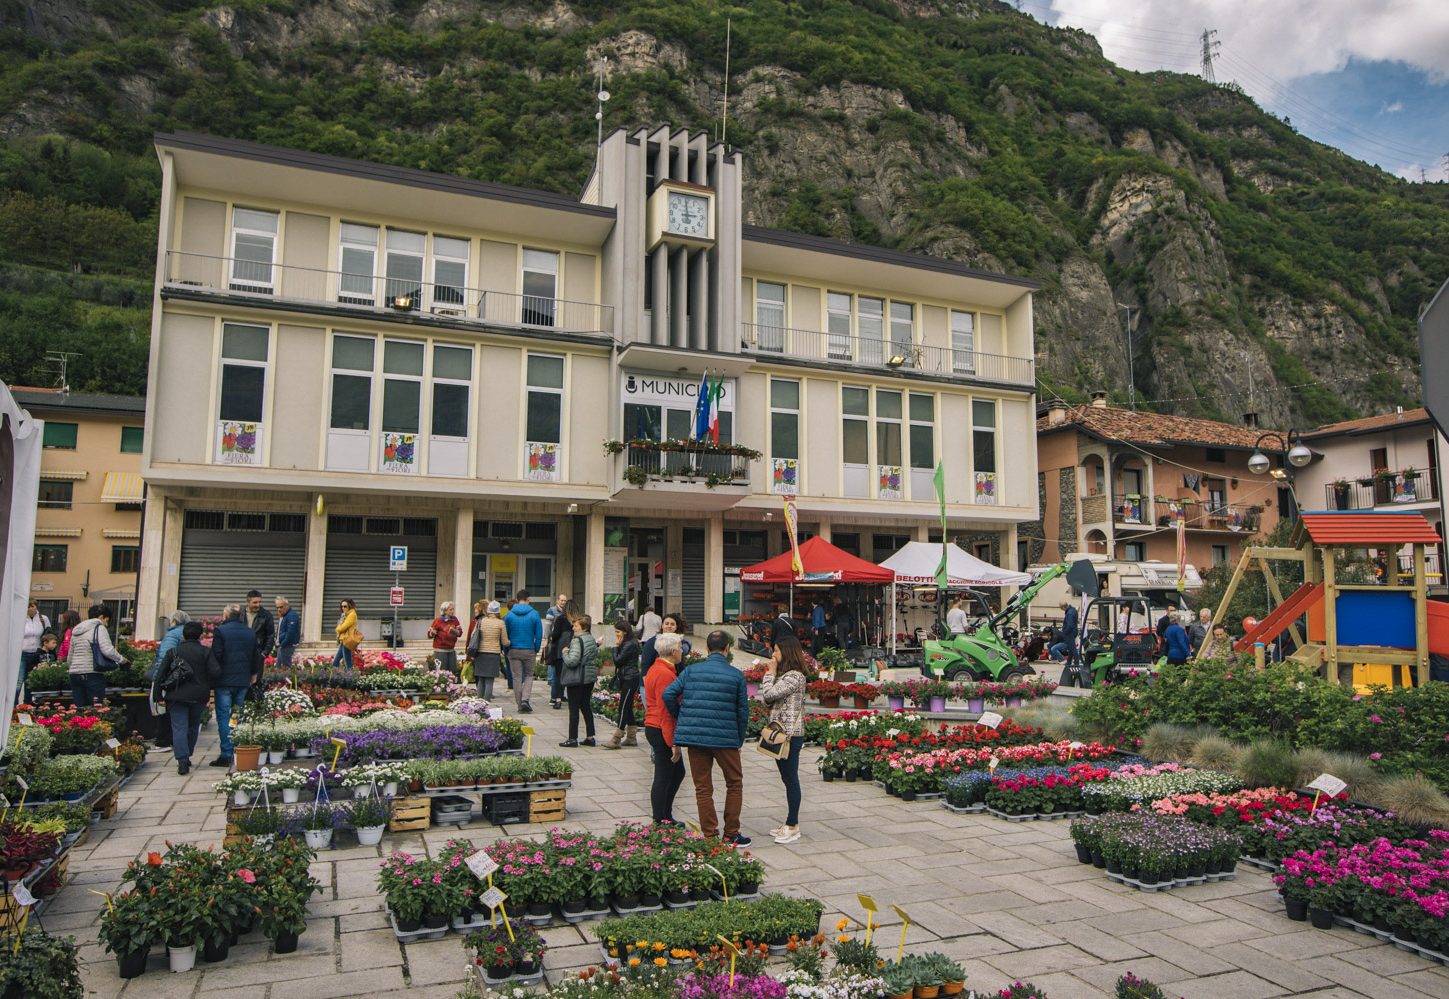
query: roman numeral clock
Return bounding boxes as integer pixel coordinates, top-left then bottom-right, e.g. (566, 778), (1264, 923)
(647, 181), (715, 249)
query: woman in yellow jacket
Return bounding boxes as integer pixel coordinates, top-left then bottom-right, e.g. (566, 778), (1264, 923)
(333, 598), (361, 669)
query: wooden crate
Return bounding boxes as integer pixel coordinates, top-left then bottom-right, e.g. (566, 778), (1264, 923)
(528, 789), (566, 823)
(389, 796), (431, 833)
(96, 788), (119, 819)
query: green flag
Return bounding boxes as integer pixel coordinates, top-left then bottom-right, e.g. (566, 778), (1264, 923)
(934, 461), (948, 588)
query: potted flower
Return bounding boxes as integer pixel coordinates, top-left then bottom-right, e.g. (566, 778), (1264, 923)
(258, 880), (309, 954)
(299, 803), (339, 850)
(232, 708), (265, 772)
(346, 797), (388, 846)
(263, 767), (310, 804)
(807, 679), (846, 708)
(510, 921), (547, 977)
(232, 806), (286, 846)
(161, 883), (209, 972)
(1, 928), (84, 998)
(465, 921), (520, 981)
(214, 770), (264, 807)
(846, 682), (880, 709)
(743, 662), (768, 699)
(913, 679), (952, 713)
(99, 889), (157, 979)
(880, 679), (915, 712)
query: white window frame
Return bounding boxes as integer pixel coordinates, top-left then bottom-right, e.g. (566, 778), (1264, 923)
(229, 207), (278, 292)
(908, 392), (936, 499)
(769, 377), (801, 496)
(524, 351), (565, 481)
(951, 310), (976, 374)
(827, 292), (853, 361)
(521, 249), (560, 327)
(755, 281), (786, 353)
(858, 296), (884, 366)
(379, 338), (425, 475)
(215, 322), (270, 465)
(383, 229), (426, 311)
(972, 397), (999, 504)
(338, 223), (379, 306)
(429, 344), (473, 441)
(431, 236), (470, 314)
(889, 301), (915, 367)
(875, 388), (903, 499)
(841, 384), (871, 498)
(326, 333), (376, 471)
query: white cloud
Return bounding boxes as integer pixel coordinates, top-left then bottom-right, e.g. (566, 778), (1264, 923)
(1381, 100), (1405, 113)
(1046, 0), (1449, 82)
(1395, 161), (1449, 183)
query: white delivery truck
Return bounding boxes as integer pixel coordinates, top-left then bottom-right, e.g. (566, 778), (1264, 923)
(1023, 553), (1203, 631)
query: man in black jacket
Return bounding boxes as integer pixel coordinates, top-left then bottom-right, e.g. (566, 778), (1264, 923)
(211, 605), (262, 768)
(155, 621), (221, 775)
(245, 589), (276, 658)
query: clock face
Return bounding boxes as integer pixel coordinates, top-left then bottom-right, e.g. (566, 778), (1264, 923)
(667, 192), (709, 237)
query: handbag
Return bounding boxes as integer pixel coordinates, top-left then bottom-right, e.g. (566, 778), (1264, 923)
(90, 631), (122, 673)
(756, 721), (791, 760)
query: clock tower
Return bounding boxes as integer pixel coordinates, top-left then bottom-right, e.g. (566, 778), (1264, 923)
(583, 125), (742, 353)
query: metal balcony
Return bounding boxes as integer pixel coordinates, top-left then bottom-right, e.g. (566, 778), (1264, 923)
(739, 323), (1034, 386)
(612, 441), (753, 510)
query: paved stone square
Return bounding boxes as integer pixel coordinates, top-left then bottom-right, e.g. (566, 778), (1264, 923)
(46, 704), (1449, 998)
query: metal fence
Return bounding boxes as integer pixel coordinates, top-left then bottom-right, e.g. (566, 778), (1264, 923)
(740, 323), (1034, 385)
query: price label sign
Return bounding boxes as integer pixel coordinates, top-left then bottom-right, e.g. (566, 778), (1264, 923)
(1308, 773), (1348, 798)
(14, 775), (28, 791)
(479, 886), (508, 912)
(886, 729), (900, 739)
(988, 756), (1000, 773)
(11, 884), (36, 908)
(16, 713), (33, 727)
(487, 708), (504, 721)
(977, 711), (1003, 730)
(891, 904), (913, 962)
(1068, 740), (1085, 749)
(0, 794), (9, 809)
(519, 725), (535, 737)
(466, 850), (499, 881)
(104, 738), (121, 750)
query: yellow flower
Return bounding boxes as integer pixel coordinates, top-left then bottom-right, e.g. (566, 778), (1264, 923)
(628, 957), (641, 967)
(835, 918), (850, 931)
(653, 957), (668, 967)
(652, 941), (666, 951)
(836, 934), (849, 943)
(635, 940), (650, 949)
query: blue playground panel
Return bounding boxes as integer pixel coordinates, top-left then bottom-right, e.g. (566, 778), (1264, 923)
(1335, 590), (1416, 648)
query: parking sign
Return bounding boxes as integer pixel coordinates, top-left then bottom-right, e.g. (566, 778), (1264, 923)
(389, 545), (408, 571)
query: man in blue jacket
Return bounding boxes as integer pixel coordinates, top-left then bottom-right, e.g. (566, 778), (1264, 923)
(273, 596), (301, 669)
(1162, 611), (1192, 666)
(210, 604), (262, 768)
(663, 630), (751, 845)
(1049, 600), (1079, 667)
(504, 590), (542, 713)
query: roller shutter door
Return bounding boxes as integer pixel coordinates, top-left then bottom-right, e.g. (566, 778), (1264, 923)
(178, 511), (307, 620)
(682, 528), (705, 624)
(323, 516), (438, 619)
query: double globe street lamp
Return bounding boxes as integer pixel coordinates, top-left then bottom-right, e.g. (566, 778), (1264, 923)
(1248, 431), (1313, 479)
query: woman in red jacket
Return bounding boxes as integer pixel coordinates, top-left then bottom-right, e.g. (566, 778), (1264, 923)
(428, 602), (464, 675)
(643, 632), (687, 824)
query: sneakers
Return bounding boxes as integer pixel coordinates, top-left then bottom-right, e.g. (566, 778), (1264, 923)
(519, 703), (534, 713)
(208, 756), (232, 768)
(726, 833), (752, 846)
(774, 826), (801, 845)
(559, 740), (579, 747)
(177, 761), (191, 775)
(550, 699), (562, 709)
(581, 737), (597, 747)
(768, 824), (786, 838)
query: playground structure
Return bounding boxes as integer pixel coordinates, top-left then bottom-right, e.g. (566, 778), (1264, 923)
(1201, 511), (1447, 687)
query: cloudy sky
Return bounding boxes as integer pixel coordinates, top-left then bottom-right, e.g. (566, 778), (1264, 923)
(1024, 0), (1449, 182)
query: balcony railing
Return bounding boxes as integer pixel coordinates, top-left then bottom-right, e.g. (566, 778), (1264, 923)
(1154, 499), (1261, 532)
(1325, 475), (1438, 510)
(740, 323), (1034, 385)
(1397, 549), (1444, 583)
(163, 250), (613, 335)
(618, 441), (753, 488)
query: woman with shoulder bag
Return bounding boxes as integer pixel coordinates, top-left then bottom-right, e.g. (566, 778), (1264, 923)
(333, 598), (361, 669)
(558, 613), (599, 747)
(602, 621), (641, 749)
(468, 601), (508, 699)
(759, 631), (808, 844)
(155, 621), (221, 776)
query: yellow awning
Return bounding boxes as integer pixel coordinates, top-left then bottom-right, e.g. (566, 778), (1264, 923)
(43, 470), (88, 481)
(35, 527), (82, 538)
(100, 471), (145, 504)
(102, 528), (141, 540)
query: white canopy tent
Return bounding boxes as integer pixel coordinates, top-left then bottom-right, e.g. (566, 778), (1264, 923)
(879, 542), (1032, 653)
(1, 382), (43, 751)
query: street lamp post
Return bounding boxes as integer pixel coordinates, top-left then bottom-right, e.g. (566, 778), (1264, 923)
(1248, 430), (1313, 520)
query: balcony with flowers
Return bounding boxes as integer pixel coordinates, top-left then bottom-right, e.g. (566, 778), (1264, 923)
(602, 438), (760, 510)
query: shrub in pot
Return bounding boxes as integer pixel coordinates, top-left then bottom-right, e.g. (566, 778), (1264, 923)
(299, 804), (339, 849)
(0, 927), (84, 998)
(346, 797), (388, 846)
(259, 880), (309, 954)
(99, 889), (158, 979)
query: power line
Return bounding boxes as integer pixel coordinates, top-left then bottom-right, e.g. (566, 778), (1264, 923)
(1200, 28), (1219, 84)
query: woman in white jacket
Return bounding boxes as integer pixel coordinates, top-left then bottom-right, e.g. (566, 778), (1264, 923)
(67, 604), (128, 707)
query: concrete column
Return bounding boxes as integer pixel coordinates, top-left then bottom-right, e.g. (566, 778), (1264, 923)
(650, 246), (669, 345)
(153, 497), (184, 635)
(555, 515), (575, 605)
(303, 497), (328, 643)
(671, 247), (689, 348)
(816, 516), (832, 542)
(690, 241), (710, 351)
(704, 513), (724, 625)
(1005, 524), (1020, 570)
(135, 487), (169, 640)
(452, 509), (473, 615)
(585, 508), (606, 622)
(914, 522), (931, 542)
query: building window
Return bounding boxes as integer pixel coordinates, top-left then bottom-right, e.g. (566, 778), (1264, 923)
(827, 292), (852, 360)
(330, 334), (375, 431)
(842, 385), (869, 498)
(889, 302), (914, 365)
(432, 236), (469, 310)
(909, 393), (935, 498)
(230, 207), (278, 291)
(431, 345), (471, 439)
(951, 310), (976, 373)
(1211, 544), (1229, 566)
(120, 426), (144, 453)
(876, 389), (903, 498)
(755, 281), (786, 352)
(521, 249), (559, 326)
(1205, 447), (1226, 463)
(339, 223), (379, 305)
(380, 339), (423, 473)
(973, 541), (993, 563)
(769, 378), (800, 495)
(858, 297), (884, 365)
(33, 544), (67, 573)
(1123, 541), (1146, 561)
(41, 422), (77, 449)
(384, 229), (425, 310)
(219, 323), (268, 425)
(526, 354), (564, 443)
(973, 398), (998, 504)
(111, 545), (140, 574)
(37, 480), (73, 509)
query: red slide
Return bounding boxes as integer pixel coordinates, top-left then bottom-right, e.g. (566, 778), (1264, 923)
(1233, 583), (1325, 654)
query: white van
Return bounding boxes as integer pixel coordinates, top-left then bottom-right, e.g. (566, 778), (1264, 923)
(1024, 553), (1203, 629)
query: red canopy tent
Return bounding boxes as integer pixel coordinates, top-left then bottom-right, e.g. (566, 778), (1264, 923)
(739, 536), (895, 583)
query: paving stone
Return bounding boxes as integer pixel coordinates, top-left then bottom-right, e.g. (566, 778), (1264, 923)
(272, 967), (407, 999)
(1162, 970), (1287, 999)
(1022, 971), (1114, 999)
(983, 943), (1099, 978)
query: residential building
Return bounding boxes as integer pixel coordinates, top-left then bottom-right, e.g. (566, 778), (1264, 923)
(134, 127), (1039, 642)
(1296, 407), (1446, 593)
(1034, 397), (1285, 572)
(11, 388), (147, 627)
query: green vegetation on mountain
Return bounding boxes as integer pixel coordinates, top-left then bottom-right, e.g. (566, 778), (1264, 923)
(0, 0), (1444, 422)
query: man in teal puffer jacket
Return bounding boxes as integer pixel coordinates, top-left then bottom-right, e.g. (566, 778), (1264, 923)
(663, 631), (751, 845)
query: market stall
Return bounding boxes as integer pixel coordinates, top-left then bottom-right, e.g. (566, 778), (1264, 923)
(737, 537), (895, 650)
(878, 541), (1032, 653)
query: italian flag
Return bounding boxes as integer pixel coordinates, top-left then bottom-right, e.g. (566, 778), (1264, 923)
(707, 373), (724, 444)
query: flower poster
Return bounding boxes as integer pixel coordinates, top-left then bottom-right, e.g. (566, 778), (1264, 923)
(217, 421), (260, 465)
(525, 441), (560, 482)
(381, 433), (416, 474)
(974, 471), (996, 504)
(771, 457), (798, 495)
(878, 464), (903, 500)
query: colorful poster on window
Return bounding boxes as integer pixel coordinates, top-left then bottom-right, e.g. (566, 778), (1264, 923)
(525, 441), (560, 482)
(878, 465), (903, 500)
(974, 471), (997, 504)
(216, 421), (260, 465)
(381, 433), (416, 474)
(771, 457), (798, 495)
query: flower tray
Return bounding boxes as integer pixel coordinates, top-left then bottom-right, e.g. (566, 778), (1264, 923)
(709, 890), (761, 903)
(1335, 916), (1449, 968)
(1103, 870), (1233, 893)
(410, 780), (572, 797)
(609, 900), (664, 916)
(386, 908), (448, 943)
(984, 807), (1084, 822)
(1238, 855), (1278, 872)
(560, 905), (611, 925)
(451, 911), (493, 933)
(940, 801), (986, 814)
(474, 961), (545, 988)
